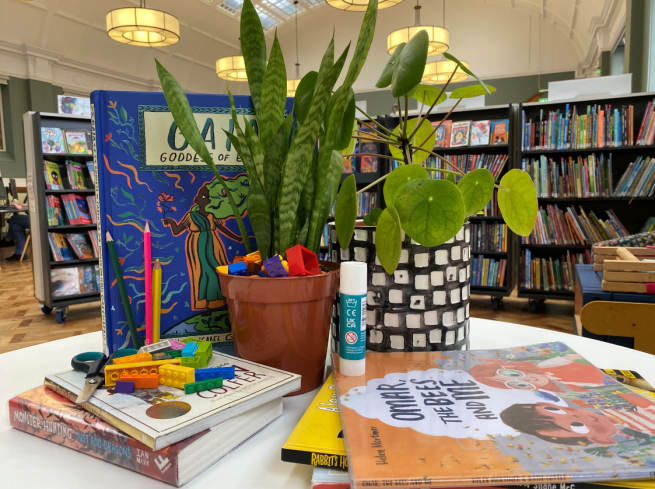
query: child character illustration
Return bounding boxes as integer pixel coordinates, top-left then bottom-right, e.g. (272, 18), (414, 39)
(51, 171), (61, 188)
(162, 175), (249, 310)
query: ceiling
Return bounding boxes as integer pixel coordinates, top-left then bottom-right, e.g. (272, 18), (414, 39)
(0, 0), (625, 96)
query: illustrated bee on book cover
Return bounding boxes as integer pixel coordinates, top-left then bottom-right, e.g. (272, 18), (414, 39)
(91, 90), (292, 354)
(334, 342), (655, 488)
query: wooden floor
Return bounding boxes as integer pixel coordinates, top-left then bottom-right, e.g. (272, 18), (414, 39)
(0, 247), (576, 354)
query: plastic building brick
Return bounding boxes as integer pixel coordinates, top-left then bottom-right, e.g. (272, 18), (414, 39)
(247, 262), (262, 276)
(287, 244), (320, 276)
(195, 340), (213, 362)
(152, 353), (172, 361)
(263, 255), (289, 277)
(181, 355), (207, 369)
(168, 340), (186, 350)
(181, 342), (199, 357)
(114, 380), (135, 393)
(184, 377), (223, 395)
(166, 349), (182, 358)
(232, 256), (245, 263)
(119, 372), (160, 389)
(195, 366), (235, 381)
(104, 358), (181, 386)
(112, 352), (153, 365)
(160, 364), (195, 389)
(216, 265), (229, 275)
(138, 339), (173, 354)
(244, 250), (261, 264)
(259, 268), (268, 277)
(228, 262), (248, 276)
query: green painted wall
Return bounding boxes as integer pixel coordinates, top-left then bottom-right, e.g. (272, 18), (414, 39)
(0, 76), (64, 178)
(355, 71), (576, 117)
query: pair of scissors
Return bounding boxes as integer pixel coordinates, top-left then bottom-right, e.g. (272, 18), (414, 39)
(72, 348), (137, 404)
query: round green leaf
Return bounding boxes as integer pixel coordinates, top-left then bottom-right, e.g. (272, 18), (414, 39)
(335, 174), (357, 249)
(383, 164), (429, 207)
(446, 173), (456, 184)
(334, 89), (356, 150)
(391, 30), (429, 98)
(375, 206), (402, 275)
(389, 117), (435, 165)
(449, 84), (497, 99)
(411, 84), (447, 106)
(376, 43), (406, 89)
(363, 207), (383, 226)
(395, 179), (465, 247)
(293, 71), (318, 125)
(497, 169), (538, 236)
(457, 168), (495, 216)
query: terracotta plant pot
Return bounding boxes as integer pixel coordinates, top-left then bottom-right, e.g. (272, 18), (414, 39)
(218, 261), (340, 396)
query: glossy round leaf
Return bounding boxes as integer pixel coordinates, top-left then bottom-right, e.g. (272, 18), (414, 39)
(375, 206), (402, 274)
(497, 169), (538, 236)
(389, 117), (435, 165)
(395, 179), (465, 247)
(335, 174), (357, 249)
(411, 84), (447, 106)
(293, 71), (318, 125)
(446, 172), (456, 184)
(376, 43), (406, 89)
(457, 168), (495, 216)
(391, 30), (429, 98)
(363, 207), (383, 226)
(449, 84), (496, 99)
(383, 164), (429, 208)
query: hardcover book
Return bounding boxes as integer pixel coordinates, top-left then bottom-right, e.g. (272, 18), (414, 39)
(490, 119), (509, 145)
(64, 130), (91, 154)
(44, 160), (64, 189)
(51, 267), (81, 297)
(433, 120), (452, 148)
(470, 120), (490, 146)
(66, 160), (87, 189)
(333, 342), (655, 488)
(41, 127), (67, 154)
(66, 233), (96, 260)
(450, 121), (471, 147)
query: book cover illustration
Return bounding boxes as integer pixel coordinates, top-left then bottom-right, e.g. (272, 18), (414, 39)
(358, 126), (378, 173)
(66, 161), (87, 189)
(334, 342), (655, 488)
(41, 127), (67, 154)
(64, 130), (91, 154)
(51, 267), (81, 297)
(44, 160), (64, 189)
(470, 120), (491, 146)
(491, 119), (509, 145)
(433, 120), (451, 148)
(66, 233), (95, 260)
(49, 232), (75, 261)
(450, 121), (470, 147)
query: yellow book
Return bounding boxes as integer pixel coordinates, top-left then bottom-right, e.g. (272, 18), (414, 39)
(281, 373), (347, 469)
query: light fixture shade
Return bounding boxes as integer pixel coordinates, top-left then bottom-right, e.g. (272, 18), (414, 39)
(216, 56), (248, 81)
(388, 26), (449, 55)
(106, 8), (180, 47)
(422, 59), (470, 84)
(325, 0), (404, 12)
(287, 79), (301, 97)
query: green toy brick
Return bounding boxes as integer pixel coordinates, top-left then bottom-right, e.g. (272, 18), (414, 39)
(166, 349), (182, 358)
(181, 355), (208, 369)
(184, 377), (223, 394)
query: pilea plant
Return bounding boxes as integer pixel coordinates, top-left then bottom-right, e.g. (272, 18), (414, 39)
(334, 30), (538, 274)
(155, 0), (379, 260)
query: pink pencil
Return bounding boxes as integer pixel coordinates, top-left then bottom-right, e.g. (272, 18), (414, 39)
(144, 221), (153, 345)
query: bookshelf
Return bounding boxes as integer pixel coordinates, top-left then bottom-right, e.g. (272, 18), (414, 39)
(23, 112), (99, 324)
(517, 92), (655, 311)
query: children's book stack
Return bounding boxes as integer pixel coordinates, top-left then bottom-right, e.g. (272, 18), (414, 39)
(61, 194), (93, 225)
(47, 232), (76, 261)
(41, 127), (92, 154)
(432, 119), (508, 148)
(45, 195), (65, 226)
(50, 264), (100, 297)
(471, 255), (506, 287)
(521, 249), (589, 291)
(613, 156), (655, 197)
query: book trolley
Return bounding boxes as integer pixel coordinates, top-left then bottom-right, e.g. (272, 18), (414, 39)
(23, 112), (99, 323)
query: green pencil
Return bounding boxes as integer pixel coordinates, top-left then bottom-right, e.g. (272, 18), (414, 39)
(106, 231), (141, 349)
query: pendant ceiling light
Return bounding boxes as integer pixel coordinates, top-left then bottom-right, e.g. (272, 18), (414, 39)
(387, 1), (448, 56)
(325, 0), (404, 12)
(216, 38), (247, 81)
(106, 1), (180, 47)
(287, 1), (302, 97)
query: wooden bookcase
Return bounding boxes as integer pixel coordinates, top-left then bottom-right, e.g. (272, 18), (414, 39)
(23, 112), (99, 323)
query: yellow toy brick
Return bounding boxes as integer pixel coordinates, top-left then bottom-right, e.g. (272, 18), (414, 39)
(112, 352), (153, 365)
(160, 364), (195, 389)
(104, 358), (181, 387)
(216, 265), (229, 274)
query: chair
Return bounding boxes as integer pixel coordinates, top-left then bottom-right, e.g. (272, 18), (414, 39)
(20, 229), (30, 262)
(580, 301), (655, 355)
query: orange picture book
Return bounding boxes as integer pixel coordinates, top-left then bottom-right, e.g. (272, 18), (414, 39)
(333, 342), (655, 488)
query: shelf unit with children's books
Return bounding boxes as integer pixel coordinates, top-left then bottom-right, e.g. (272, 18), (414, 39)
(517, 91), (655, 308)
(23, 112), (100, 323)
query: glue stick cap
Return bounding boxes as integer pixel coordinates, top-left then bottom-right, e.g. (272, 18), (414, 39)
(340, 261), (367, 295)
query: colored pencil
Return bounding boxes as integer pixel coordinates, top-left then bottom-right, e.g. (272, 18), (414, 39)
(106, 231), (141, 349)
(152, 259), (162, 344)
(144, 221), (152, 345)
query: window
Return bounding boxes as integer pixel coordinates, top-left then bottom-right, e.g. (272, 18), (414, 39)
(262, 0), (304, 18)
(219, 0), (244, 15)
(255, 5), (280, 30)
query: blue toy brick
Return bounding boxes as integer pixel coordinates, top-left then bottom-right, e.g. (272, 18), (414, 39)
(114, 380), (135, 394)
(181, 342), (198, 357)
(228, 262), (248, 276)
(195, 366), (236, 381)
(263, 255), (288, 278)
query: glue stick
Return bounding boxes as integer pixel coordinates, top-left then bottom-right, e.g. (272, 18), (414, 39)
(339, 261), (367, 377)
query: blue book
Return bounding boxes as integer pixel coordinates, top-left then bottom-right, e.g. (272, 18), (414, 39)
(92, 90), (292, 353)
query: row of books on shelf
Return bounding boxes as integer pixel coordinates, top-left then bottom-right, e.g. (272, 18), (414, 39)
(50, 264), (100, 298)
(391, 153), (508, 181)
(46, 194), (95, 226)
(44, 159), (95, 190)
(520, 249), (591, 292)
(470, 256), (506, 288)
(48, 231), (98, 262)
(432, 119), (509, 148)
(41, 127), (92, 155)
(522, 205), (629, 246)
(614, 156), (655, 197)
(521, 103), (636, 150)
(470, 222), (507, 252)
(343, 124), (378, 174)
(329, 192), (377, 219)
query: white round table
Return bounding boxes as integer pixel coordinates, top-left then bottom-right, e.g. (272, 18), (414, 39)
(1, 319), (653, 488)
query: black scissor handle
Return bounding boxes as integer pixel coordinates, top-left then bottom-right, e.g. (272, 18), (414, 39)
(71, 352), (107, 378)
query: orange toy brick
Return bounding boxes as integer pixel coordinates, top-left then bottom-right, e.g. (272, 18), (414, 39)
(112, 352), (153, 365)
(119, 372), (160, 389)
(160, 364), (195, 389)
(104, 358), (181, 387)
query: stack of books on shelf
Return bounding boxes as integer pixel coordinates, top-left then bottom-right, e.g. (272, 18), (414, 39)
(47, 233), (76, 262)
(521, 103), (635, 150)
(613, 156), (655, 197)
(45, 195), (65, 226)
(471, 256), (506, 287)
(470, 222), (507, 252)
(477, 192), (501, 217)
(329, 192), (377, 218)
(40, 127), (92, 155)
(522, 153), (613, 198)
(522, 205), (629, 246)
(65, 160), (87, 189)
(48, 232), (97, 262)
(50, 264), (100, 297)
(521, 249), (590, 291)
(433, 118), (509, 147)
(422, 153), (508, 181)
(61, 194), (93, 225)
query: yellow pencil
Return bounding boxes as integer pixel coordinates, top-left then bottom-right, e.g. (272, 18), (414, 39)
(152, 259), (162, 344)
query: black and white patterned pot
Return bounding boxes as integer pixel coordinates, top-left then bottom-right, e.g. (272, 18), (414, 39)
(328, 222), (471, 352)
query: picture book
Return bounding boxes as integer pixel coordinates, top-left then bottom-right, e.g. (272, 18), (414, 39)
(358, 126), (378, 173)
(432, 120), (452, 148)
(470, 120), (491, 146)
(44, 160), (64, 190)
(86, 161), (95, 185)
(45, 351), (301, 450)
(92, 90), (292, 353)
(66, 233), (95, 260)
(66, 160), (87, 189)
(48, 232), (76, 261)
(450, 121), (471, 147)
(490, 119), (509, 145)
(41, 127), (67, 154)
(64, 130), (91, 154)
(333, 342), (655, 488)
(601, 369), (655, 402)
(343, 155), (355, 174)
(46, 195), (64, 226)
(9, 385), (283, 487)
(282, 374), (347, 469)
(51, 267), (81, 297)
(89, 230), (99, 257)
